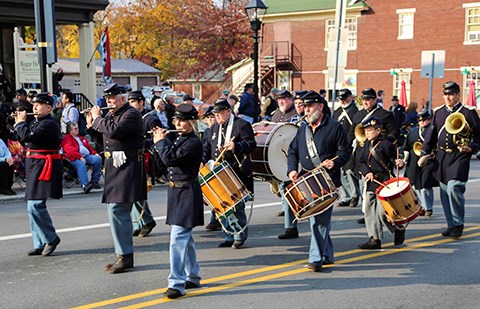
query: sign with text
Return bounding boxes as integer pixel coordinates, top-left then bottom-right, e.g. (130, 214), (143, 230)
(18, 50), (41, 83)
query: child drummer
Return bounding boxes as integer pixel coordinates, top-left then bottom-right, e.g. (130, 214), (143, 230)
(357, 116), (406, 249)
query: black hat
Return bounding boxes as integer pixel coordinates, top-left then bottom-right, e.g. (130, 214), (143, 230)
(33, 92), (55, 106)
(103, 83), (127, 97)
(244, 83), (253, 91)
(401, 121), (414, 129)
(361, 116), (382, 128)
(174, 103), (198, 120)
(212, 98), (231, 113)
(417, 110), (431, 121)
(391, 95), (399, 101)
(338, 88), (352, 100)
(443, 81), (460, 94)
(127, 91), (145, 102)
(276, 89), (293, 99)
(301, 90), (326, 105)
(361, 88), (377, 99)
(183, 94), (195, 102)
(15, 88), (27, 96)
(27, 90), (37, 98)
(293, 90), (307, 99)
(202, 105), (214, 118)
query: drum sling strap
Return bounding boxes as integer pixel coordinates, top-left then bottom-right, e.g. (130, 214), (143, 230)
(368, 141), (394, 178)
(305, 126), (322, 166)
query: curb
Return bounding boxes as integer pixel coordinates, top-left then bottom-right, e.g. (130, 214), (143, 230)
(0, 188), (103, 203)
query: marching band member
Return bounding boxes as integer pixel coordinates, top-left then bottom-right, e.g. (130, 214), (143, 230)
(271, 89), (296, 123)
(358, 116), (405, 249)
(14, 92), (63, 256)
(278, 90), (306, 239)
(202, 98), (256, 249)
(422, 81), (480, 238)
(402, 110), (437, 217)
(153, 104), (204, 299)
(86, 83), (146, 274)
(127, 90), (159, 237)
(333, 88), (360, 207)
(349, 88), (400, 224)
(287, 90), (350, 272)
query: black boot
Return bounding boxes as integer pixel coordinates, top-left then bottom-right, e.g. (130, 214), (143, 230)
(358, 237), (381, 249)
(278, 227), (299, 239)
(105, 253), (134, 274)
(394, 229), (406, 246)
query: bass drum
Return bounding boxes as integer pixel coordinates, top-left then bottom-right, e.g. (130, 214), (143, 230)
(251, 122), (298, 182)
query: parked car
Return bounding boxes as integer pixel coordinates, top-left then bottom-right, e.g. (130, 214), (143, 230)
(160, 91), (211, 117)
(140, 85), (172, 109)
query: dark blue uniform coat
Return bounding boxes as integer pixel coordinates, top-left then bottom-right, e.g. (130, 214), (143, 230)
(156, 132), (204, 228)
(358, 137), (396, 192)
(422, 103), (480, 183)
(15, 115), (63, 199)
(287, 116), (350, 187)
(90, 104), (146, 203)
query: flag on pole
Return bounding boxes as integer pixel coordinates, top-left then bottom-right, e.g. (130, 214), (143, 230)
(97, 27), (112, 84)
(466, 80), (477, 107)
(399, 80), (408, 107)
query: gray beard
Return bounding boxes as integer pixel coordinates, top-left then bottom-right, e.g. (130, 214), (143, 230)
(307, 110), (322, 124)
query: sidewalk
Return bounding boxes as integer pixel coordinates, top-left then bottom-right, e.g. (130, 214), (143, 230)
(0, 179), (103, 203)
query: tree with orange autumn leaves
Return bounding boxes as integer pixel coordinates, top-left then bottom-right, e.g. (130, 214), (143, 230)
(57, 0), (252, 80)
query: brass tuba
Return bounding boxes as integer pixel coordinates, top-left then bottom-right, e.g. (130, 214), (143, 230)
(445, 112), (471, 146)
(354, 123), (367, 147)
(413, 141), (423, 156)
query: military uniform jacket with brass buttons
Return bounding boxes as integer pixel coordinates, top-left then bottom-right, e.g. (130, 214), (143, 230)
(402, 124), (438, 189)
(346, 105), (400, 173)
(422, 103), (480, 183)
(358, 137), (396, 191)
(287, 116), (350, 187)
(90, 104), (146, 203)
(271, 104), (296, 123)
(15, 115), (63, 199)
(202, 116), (256, 192)
(155, 132), (204, 228)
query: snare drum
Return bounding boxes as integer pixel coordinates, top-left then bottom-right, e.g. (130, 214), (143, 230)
(251, 122), (298, 182)
(284, 168), (339, 221)
(199, 161), (253, 221)
(376, 177), (422, 225)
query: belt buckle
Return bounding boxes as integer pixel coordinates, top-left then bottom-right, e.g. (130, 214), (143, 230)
(104, 151), (111, 159)
(169, 181), (175, 188)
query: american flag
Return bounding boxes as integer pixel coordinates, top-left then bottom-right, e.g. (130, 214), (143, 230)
(97, 27), (112, 84)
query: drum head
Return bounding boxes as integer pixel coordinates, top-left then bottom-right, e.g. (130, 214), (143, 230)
(267, 123), (298, 181)
(377, 178), (410, 199)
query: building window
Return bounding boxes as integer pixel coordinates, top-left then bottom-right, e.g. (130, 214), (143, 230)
(192, 83), (202, 100)
(392, 71), (411, 101)
(463, 70), (480, 107)
(397, 9), (415, 40)
(325, 17), (357, 50)
(464, 5), (480, 44)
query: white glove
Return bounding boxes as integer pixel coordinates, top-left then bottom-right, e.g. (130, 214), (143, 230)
(112, 151), (127, 168)
(417, 155), (430, 167)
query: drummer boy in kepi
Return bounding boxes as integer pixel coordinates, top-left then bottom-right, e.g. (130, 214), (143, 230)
(358, 116), (406, 249)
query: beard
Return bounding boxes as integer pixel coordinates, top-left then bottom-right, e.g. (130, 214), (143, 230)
(306, 109), (322, 124)
(279, 104), (287, 113)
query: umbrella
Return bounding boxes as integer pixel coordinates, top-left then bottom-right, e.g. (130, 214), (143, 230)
(399, 80), (408, 107)
(466, 80), (477, 107)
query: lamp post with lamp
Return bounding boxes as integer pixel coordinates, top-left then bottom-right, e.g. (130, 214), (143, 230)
(245, 0), (268, 122)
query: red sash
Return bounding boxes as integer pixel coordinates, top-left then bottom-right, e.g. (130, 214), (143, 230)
(26, 149), (63, 181)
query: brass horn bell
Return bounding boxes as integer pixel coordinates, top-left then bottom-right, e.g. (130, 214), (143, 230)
(445, 112), (471, 146)
(413, 141), (423, 156)
(354, 124), (367, 147)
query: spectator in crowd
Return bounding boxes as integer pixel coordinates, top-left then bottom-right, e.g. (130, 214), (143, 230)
(52, 68), (64, 96)
(376, 90), (385, 108)
(0, 137), (15, 195)
(238, 83), (256, 123)
(61, 122), (102, 193)
(221, 89), (230, 99)
(261, 87), (279, 121)
(26, 90), (37, 103)
(228, 94), (239, 113)
(390, 95), (406, 129)
(60, 91), (79, 134)
(405, 101), (419, 125)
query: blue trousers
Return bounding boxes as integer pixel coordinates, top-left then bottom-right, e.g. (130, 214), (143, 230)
(27, 199), (58, 249)
(70, 154), (102, 186)
(131, 200), (154, 231)
(339, 168), (360, 202)
(363, 191), (395, 240)
(439, 180), (466, 227)
(308, 206), (334, 264)
(222, 204), (248, 242)
(107, 202), (134, 255)
(168, 225), (201, 294)
(416, 187), (434, 211)
(280, 181), (297, 229)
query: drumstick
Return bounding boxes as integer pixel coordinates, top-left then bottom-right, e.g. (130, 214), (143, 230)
(213, 136), (236, 166)
(396, 148), (400, 187)
(372, 178), (391, 189)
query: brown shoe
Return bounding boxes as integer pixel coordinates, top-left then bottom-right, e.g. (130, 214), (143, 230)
(105, 253), (134, 274)
(42, 237), (61, 256)
(138, 221), (156, 237)
(349, 197), (359, 207)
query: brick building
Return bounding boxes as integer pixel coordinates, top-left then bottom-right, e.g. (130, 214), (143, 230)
(260, 0), (480, 109)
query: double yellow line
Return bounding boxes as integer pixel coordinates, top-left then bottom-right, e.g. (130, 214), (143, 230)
(73, 226), (480, 309)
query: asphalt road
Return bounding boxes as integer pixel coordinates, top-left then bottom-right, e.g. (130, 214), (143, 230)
(1, 161), (480, 309)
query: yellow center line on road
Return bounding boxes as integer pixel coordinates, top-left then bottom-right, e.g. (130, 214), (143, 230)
(72, 226), (480, 309)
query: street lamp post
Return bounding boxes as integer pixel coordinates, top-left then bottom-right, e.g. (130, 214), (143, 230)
(245, 0), (267, 123)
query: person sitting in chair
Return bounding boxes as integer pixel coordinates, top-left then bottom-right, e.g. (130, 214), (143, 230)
(61, 122), (102, 193)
